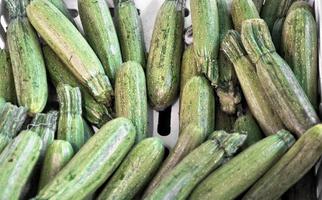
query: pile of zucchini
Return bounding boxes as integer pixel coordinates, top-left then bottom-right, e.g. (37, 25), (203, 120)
(0, 0), (321, 199)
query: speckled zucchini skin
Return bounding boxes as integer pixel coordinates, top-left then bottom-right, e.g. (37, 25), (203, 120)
(282, 2), (318, 109)
(147, 0), (183, 111)
(180, 46), (199, 95)
(115, 61), (147, 143)
(0, 49), (16, 103)
(190, 130), (295, 200)
(79, 0), (122, 84)
(231, 0), (259, 32)
(241, 19), (319, 137)
(26, 0), (113, 104)
(98, 137), (164, 200)
(38, 140), (74, 191)
(115, 0), (146, 68)
(190, 0), (219, 86)
(0, 130), (42, 200)
(35, 117), (136, 200)
(243, 124), (322, 200)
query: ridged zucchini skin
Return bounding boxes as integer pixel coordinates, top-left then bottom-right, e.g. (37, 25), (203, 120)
(35, 117), (136, 200)
(26, 0), (113, 104)
(0, 130), (42, 200)
(143, 125), (204, 197)
(231, 0), (259, 32)
(282, 2), (318, 109)
(38, 140), (74, 191)
(221, 30), (284, 136)
(147, 0), (183, 111)
(0, 49), (16, 103)
(6, 0), (48, 115)
(115, 61), (147, 143)
(79, 0), (122, 84)
(243, 124), (322, 200)
(180, 76), (215, 138)
(98, 137), (164, 200)
(190, 130), (295, 200)
(0, 134), (10, 153)
(115, 0), (146, 68)
(190, 0), (219, 86)
(57, 84), (84, 152)
(144, 131), (246, 200)
(180, 46), (199, 95)
(43, 46), (113, 127)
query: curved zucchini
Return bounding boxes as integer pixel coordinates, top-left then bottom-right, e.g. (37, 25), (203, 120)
(180, 46), (199, 95)
(115, 61), (147, 143)
(147, 0), (183, 111)
(0, 49), (16, 103)
(231, 0), (259, 32)
(190, 130), (295, 200)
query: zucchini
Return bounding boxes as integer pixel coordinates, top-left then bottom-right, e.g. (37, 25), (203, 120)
(43, 45), (113, 127)
(35, 117), (136, 200)
(6, 0), (48, 115)
(26, 0), (113, 104)
(115, 61), (147, 143)
(115, 0), (146, 68)
(271, 17), (285, 53)
(180, 76), (215, 138)
(144, 131), (246, 200)
(243, 124), (322, 200)
(190, 0), (219, 86)
(38, 140), (74, 191)
(190, 130), (295, 200)
(147, 0), (183, 111)
(231, 0), (260, 32)
(0, 49), (16, 103)
(221, 30), (284, 135)
(78, 0), (122, 84)
(180, 46), (199, 95)
(98, 137), (164, 200)
(0, 134), (10, 153)
(241, 19), (319, 137)
(0, 130), (42, 200)
(282, 2), (318, 109)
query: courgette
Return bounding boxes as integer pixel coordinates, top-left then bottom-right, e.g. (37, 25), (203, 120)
(0, 49), (16, 103)
(231, 0), (260, 32)
(271, 17), (285, 53)
(180, 46), (199, 95)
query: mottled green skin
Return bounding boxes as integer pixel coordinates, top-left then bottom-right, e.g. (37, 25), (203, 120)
(231, 0), (259, 32)
(190, 130), (295, 200)
(191, 0), (219, 86)
(115, 61), (147, 143)
(143, 125), (204, 198)
(0, 50), (16, 103)
(83, 119), (94, 142)
(282, 2), (318, 109)
(145, 132), (246, 200)
(253, 0), (264, 12)
(147, 1), (183, 111)
(38, 140), (74, 191)
(0, 131), (42, 200)
(180, 46), (199, 95)
(0, 134), (9, 153)
(43, 46), (113, 127)
(243, 124), (322, 200)
(35, 118), (136, 200)
(215, 108), (236, 132)
(26, 0), (113, 104)
(180, 76), (215, 138)
(115, 0), (146, 68)
(241, 19), (320, 137)
(48, 0), (75, 24)
(272, 17), (285, 53)
(98, 138), (164, 200)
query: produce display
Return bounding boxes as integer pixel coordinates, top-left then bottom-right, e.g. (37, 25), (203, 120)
(0, 0), (321, 199)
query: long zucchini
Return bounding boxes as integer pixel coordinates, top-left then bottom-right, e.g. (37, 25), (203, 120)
(0, 49), (16, 103)
(231, 0), (259, 32)
(180, 46), (199, 95)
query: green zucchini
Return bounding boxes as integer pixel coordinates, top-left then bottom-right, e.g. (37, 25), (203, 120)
(98, 137), (164, 200)
(144, 131), (246, 200)
(38, 140), (74, 191)
(231, 0), (260, 32)
(190, 130), (295, 200)
(35, 117), (136, 200)
(115, 61), (147, 143)
(57, 84), (84, 152)
(180, 76), (215, 138)
(241, 19), (319, 137)
(0, 49), (16, 103)
(282, 2), (318, 109)
(143, 125), (204, 197)
(43, 45), (113, 127)
(147, 0), (183, 111)
(115, 0), (146, 68)
(221, 30), (284, 135)
(78, 0), (122, 84)
(6, 0), (48, 115)
(190, 0), (219, 86)
(0, 134), (10, 153)
(180, 46), (199, 95)
(0, 130), (42, 200)
(83, 118), (94, 142)
(48, 0), (75, 24)
(271, 17), (285, 53)
(215, 108), (236, 132)
(243, 124), (322, 200)
(26, 0), (113, 104)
